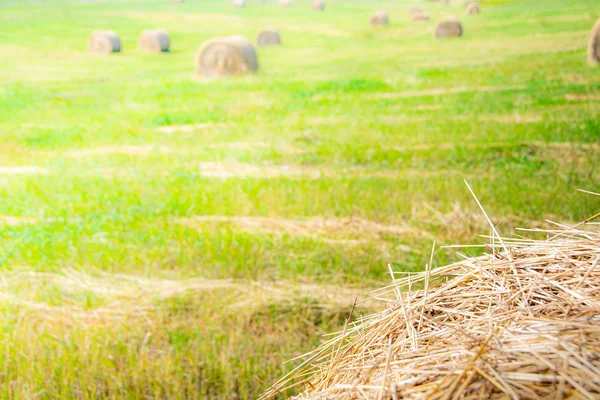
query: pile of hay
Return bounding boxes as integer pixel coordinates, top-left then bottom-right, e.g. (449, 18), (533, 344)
(265, 216), (600, 399)
(89, 31), (121, 54)
(312, 0), (325, 11)
(257, 27), (281, 46)
(589, 19), (600, 66)
(139, 29), (170, 52)
(467, 3), (481, 14)
(369, 11), (389, 26)
(412, 12), (431, 22)
(435, 16), (462, 38)
(195, 36), (258, 77)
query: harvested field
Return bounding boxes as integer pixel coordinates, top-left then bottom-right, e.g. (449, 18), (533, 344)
(0, 0), (599, 398)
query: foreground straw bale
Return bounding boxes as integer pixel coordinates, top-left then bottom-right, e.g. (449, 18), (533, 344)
(139, 29), (170, 52)
(89, 31), (121, 54)
(265, 219), (600, 399)
(435, 16), (463, 38)
(589, 19), (600, 66)
(257, 27), (281, 46)
(195, 36), (258, 77)
(369, 11), (389, 26)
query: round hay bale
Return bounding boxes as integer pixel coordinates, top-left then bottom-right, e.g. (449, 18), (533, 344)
(411, 12), (430, 22)
(233, 0), (245, 7)
(195, 36), (258, 78)
(467, 3), (480, 14)
(89, 31), (121, 54)
(369, 11), (389, 26)
(312, 0), (325, 11)
(257, 27), (281, 46)
(139, 30), (170, 52)
(588, 19), (600, 66)
(277, 0), (292, 6)
(435, 16), (462, 38)
(409, 7), (422, 16)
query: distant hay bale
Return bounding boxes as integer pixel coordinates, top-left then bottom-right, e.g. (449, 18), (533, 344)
(139, 30), (170, 52)
(277, 0), (292, 6)
(588, 19), (600, 66)
(369, 11), (389, 26)
(467, 3), (481, 14)
(89, 31), (121, 54)
(435, 16), (463, 38)
(266, 216), (600, 399)
(411, 12), (430, 22)
(312, 0), (325, 10)
(257, 27), (281, 46)
(195, 36), (258, 78)
(409, 7), (422, 16)
(233, 0), (245, 7)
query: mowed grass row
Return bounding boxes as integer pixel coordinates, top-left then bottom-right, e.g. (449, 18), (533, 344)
(0, 0), (599, 397)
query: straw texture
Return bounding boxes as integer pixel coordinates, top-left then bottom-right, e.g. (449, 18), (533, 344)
(195, 36), (258, 77)
(89, 31), (121, 54)
(265, 217), (600, 399)
(139, 30), (170, 52)
(588, 19), (600, 66)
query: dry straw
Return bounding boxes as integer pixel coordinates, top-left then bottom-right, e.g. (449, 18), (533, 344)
(588, 19), (600, 66)
(257, 27), (281, 46)
(139, 29), (170, 52)
(312, 0), (325, 11)
(369, 11), (389, 26)
(89, 31), (121, 54)
(435, 16), (463, 38)
(195, 36), (258, 77)
(264, 208), (600, 399)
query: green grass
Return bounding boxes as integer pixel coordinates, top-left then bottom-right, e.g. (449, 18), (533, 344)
(0, 0), (599, 397)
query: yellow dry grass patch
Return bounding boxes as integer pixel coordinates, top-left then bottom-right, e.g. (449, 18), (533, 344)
(0, 216), (40, 226)
(63, 145), (174, 158)
(366, 85), (527, 100)
(157, 123), (229, 134)
(0, 166), (50, 175)
(179, 215), (430, 243)
(0, 267), (367, 325)
(565, 93), (600, 101)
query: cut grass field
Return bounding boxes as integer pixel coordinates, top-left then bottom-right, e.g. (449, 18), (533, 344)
(0, 0), (599, 397)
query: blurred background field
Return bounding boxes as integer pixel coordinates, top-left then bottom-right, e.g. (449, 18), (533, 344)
(0, 0), (599, 398)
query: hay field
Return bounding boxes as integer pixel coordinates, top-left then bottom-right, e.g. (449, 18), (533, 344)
(0, 0), (599, 398)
